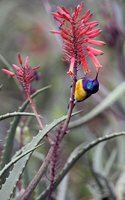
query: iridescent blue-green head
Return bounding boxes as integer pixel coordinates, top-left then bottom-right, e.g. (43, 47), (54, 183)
(83, 72), (99, 94)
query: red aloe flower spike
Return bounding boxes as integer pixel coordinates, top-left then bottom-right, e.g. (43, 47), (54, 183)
(53, 16), (64, 25)
(57, 7), (71, 22)
(82, 12), (93, 23)
(79, 26), (90, 36)
(62, 7), (69, 14)
(50, 30), (61, 34)
(18, 53), (23, 65)
(82, 9), (91, 20)
(2, 69), (15, 76)
(32, 66), (40, 71)
(12, 64), (20, 70)
(25, 56), (29, 68)
(51, 2), (105, 75)
(86, 38), (106, 46)
(67, 57), (75, 77)
(86, 21), (98, 26)
(61, 28), (70, 36)
(81, 56), (90, 73)
(53, 13), (62, 18)
(86, 28), (101, 35)
(88, 30), (102, 38)
(2, 53), (40, 97)
(74, 2), (84, 19)
(87, 46), (104, 55)
(2, 54), (46, 132)
(87, 22), (99, 29)
(88, 51), (102, 69)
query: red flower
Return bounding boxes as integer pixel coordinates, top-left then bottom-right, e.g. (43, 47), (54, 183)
(51, 2), (105, 77)
(2, 53), (40, 96)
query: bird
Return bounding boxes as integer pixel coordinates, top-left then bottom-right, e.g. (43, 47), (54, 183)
(74, 71), (99, 102)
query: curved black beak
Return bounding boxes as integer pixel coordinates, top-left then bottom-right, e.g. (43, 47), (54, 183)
(95, 68), (100, 80)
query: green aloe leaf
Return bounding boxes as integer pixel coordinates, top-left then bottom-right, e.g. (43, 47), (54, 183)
(38, 132), (125, 200)
(1, 85), (51, 169)
(0, 54), (21, 90)
(0, 110), (81, 200)
(0, 110), (82, 178)
(0, 144), (42, 178)
(0, 112), (42, 121)
(69, 81), (125, 129)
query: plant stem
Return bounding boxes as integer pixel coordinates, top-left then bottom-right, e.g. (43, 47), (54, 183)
(47, 63), (77, 200)
(27, 94), (44, 129)
(21, 63), (77, 200)
(37, 132), (125, 200)
(60, 72), (77, 140)
(20, 149), (52, 200)
(27, 94), (53, 145)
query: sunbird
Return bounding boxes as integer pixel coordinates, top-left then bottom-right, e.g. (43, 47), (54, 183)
(74, 71), (99, 102)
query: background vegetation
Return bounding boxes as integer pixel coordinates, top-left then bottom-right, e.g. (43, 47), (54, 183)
(0, 0), (125, 199)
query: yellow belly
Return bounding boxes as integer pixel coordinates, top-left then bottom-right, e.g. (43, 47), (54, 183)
(74, 79), (87, 102)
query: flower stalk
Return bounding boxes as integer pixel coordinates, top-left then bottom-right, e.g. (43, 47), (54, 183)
(20, 65), (77, 200)
(51, 2), (105, 77)
(27, 93), (44, 129)
(47, 63), (77, 200)
(4, 2), (105, 200)
(2, 54), (44, 129)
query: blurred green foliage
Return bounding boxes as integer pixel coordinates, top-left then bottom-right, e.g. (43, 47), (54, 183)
(1, 0), (125, 199)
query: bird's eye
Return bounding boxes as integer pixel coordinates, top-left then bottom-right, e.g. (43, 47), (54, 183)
(87, 82), (93, 90)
